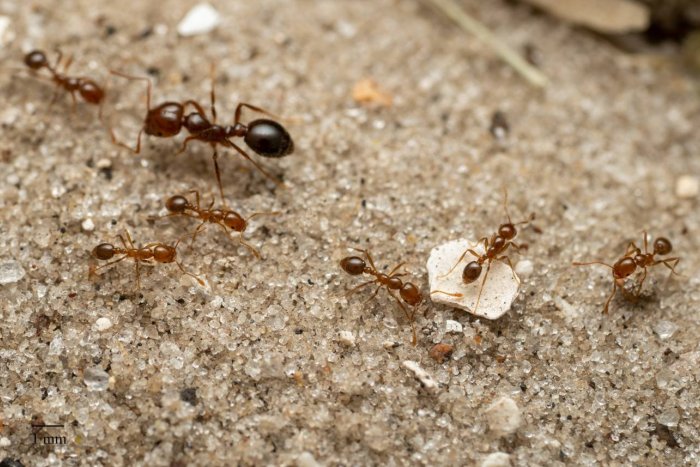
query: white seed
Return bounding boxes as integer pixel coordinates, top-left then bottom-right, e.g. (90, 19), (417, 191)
(337, 330), (356, 347)
(95, 317), (113, 331)
(676, 175), (699, 199)
(177, 3), (221, 37)
(81, 218), (95, 232)
(445, 319), (463, 334)
(428, 239), (520, 319)
(485, 396), (522, 435)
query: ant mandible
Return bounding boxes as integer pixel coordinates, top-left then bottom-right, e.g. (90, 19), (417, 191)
(109, 66), (293, 202)
(91, 230), (204, 289)
(23, 50), (105, 115)
(573, 232), (680, 314)
(432, 192), (534, 315)
(340, 248), (423, 346)
(163, 190), (279, 259)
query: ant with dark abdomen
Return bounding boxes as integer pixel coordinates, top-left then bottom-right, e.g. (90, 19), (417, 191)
(163, 190), (279, 259)
(573, 232), (680, 314)
(23, 49), (105, 115)
(109, 66), (293, 203)
(340, 248), (423, 346)
(432, 192), (534, 315)
(91, 230), (204, 289)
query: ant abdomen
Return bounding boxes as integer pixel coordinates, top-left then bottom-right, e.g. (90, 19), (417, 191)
(612, 257), (636, 280)
(340, 256), (366, 275)
(152, 245), (176, 263)
(462, 261), (482, 284)
(145, 102), (184, 137)
(93, 243), (115, 260)
(399, 283), (421, 306)
(245, 119), (294, 158)
(79, 80), (104, 104)
(25, 50), (49, 69)
(165, 195), (189, 213)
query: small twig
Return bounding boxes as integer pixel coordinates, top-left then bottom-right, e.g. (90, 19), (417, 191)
(422, 0), (548, 88)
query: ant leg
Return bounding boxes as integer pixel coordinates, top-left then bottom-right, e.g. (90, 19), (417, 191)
(246, 210), (281, 223)
(175, 260), (205, 286)
(602, 281), (618, 314)
(210, 145), (227, 205)
(387, 289), (417, 346)
(177, 136), (198, 155)
(209, 63), (217, 124)
(642, 231), (649, 254)
(182, 99), (207, 116)
(69, 91), (78, 114)
(123, 231), (136, 250)
(230, 228), (261, 259)
(110, 70), (152, 109)
(110, 124), (143, 154)
(234, 102), (282, 124)
(135, 260), (141, 290)
(634, 268), (648, 296)
(345, 280), (375, 297)
(224, 140), (284, 187)
(440, 238), (488, 279)
(190, 221), (208, 247)
(94, 255), (127, 271)
(472, 261), (493, 315)
(431, 290), (463, 298)
(362, 285), (382, 306)
(387, 262), (406, 276)
(624, 241), (640, 257)
(496, 255), (517, 281)
(656, 257), (681, 278)
(572, 260), (613, 269)
(62, 53), (74, 73)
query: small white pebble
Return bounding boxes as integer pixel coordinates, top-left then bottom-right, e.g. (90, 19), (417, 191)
(676, 175), (699, 198)
(0, 260), (26, 285)
(0, 437), (10, 447)
(514, 259), (533, 277)
(81, 218), (95, 232)
(0, 16), (14, 47)
(481, 452), (511, 467)
(402, 360), (438, 393)
(296, 452), (323, 467)
(177, 3), (221, 37)
(96, 158), (112, 169)
(337, 330), (356, 347)
(6, 173), (20, 185)
(383, 340), (400, 349)
(485, 396), (522, 435)
(445, 319), (463, 334)
(95, 317), (113, 331)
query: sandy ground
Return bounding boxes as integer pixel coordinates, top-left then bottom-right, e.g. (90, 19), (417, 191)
(1, 0), (699, 465)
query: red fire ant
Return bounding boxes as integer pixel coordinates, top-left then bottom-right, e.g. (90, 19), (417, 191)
(573, 232), (681, 314)
(23, 50), (105, 115)
(109, 66), (293, 202)
(340, 248), (423, 345)
(162, 190), (279, 259)
(432, 192), (534, 315)
(91, 231), (204, 289)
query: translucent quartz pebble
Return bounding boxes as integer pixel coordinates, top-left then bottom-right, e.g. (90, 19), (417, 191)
(428, 239), (520, 319)
(0, 260), (25, 285)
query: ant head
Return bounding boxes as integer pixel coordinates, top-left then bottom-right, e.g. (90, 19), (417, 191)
(462, 261), (482, 284)
(24, 50), (48, 70)
(400, 282), (422, 306)
(498, 223), (517, 240)
(145, 102), (184, 137)
(166, 195), (189, 213)
(79, 80), (104, 104)
(92, 243), (115, 260)
(653, 237), (672, 256)
(340, 256), (366, 275)
(152, 244), (176, 263)
(612, 257), (636, 279)
(223, 212), (246, 232)
(244, 119), (294, 158)
(183, 112), (210, 134)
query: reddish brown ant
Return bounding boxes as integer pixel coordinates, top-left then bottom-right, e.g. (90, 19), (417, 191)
(432, 192), (534, 315)
(340, 248), (423, 346)
(90, 230), (204, 289)
(109, 66), (293, 202)
(23, 50), (105, 115)
(573, 232), (681, 314)
(162, 190), (279, 259)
